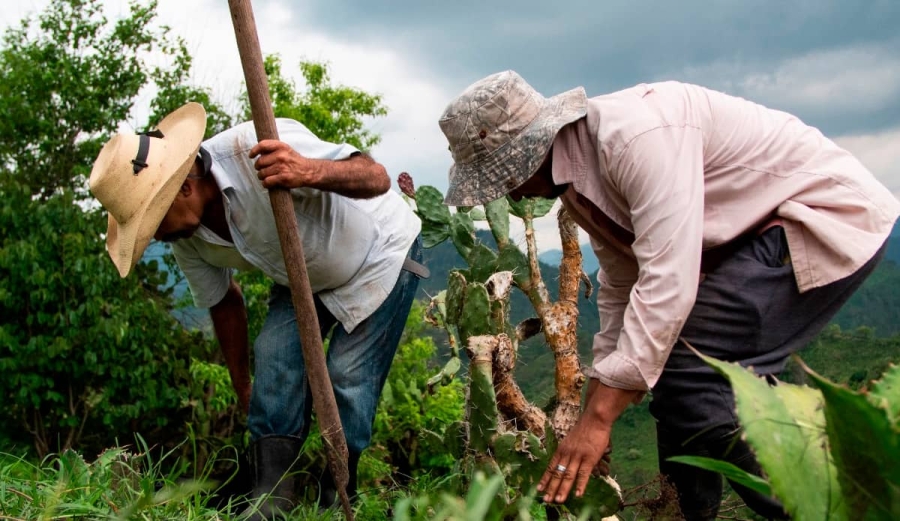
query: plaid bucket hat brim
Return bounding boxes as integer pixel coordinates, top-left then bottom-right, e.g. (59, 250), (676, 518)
(440, 71), (587, 207)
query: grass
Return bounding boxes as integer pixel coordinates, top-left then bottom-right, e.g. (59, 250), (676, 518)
(609, 401), (659, 491)
(0, 437), (222, 520)
(0, 440), (557, 521)
(10, 329), (886, 520)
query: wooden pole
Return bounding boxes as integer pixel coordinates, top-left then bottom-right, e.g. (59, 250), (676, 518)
(226, 1), (353, 518)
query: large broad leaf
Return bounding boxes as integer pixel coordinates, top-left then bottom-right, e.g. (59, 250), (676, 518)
(464, 472), (507, 521)
(496, 243), (529, 288)
(426, 356), (462, 387)
(445, 271), (468, 326)
(467, 345), (498, 454)
(469, 208), (487, 221)
(808, 369), (900, 520)
(697, 352), (845, 520)
(421, 223), (450, 249)
(531, 197), (556, 218)
(484, 198), (510, 248)
(466, 244), (500, 284)
(450, 211), (476, 259)
(458, 284), (492, 342)
(507, 196), (556, 220)
(869, 364), (900, 428)
(667, 456), (772, 496)
(415, 185), (452, 225)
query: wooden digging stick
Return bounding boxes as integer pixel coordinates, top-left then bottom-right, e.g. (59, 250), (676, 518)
(226, 1), (354, 518)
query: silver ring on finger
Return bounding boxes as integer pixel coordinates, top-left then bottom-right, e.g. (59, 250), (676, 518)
(555, 464), (567, 473)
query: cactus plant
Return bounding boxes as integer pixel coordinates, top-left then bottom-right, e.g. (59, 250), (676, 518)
(402, 175), (621, 518)
(675, 344), (900, 520)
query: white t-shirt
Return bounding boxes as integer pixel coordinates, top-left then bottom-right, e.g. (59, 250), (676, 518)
(172, 118), (421, 332)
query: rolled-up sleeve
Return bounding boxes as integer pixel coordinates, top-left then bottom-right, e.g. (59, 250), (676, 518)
(584, 237), (637, 380)
(276, 118), (359, 161)
(588, 126), (705, 391)
(172, 239), (233, 309)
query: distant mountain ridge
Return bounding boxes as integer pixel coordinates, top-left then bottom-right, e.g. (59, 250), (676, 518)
(537, 244), (599, 274)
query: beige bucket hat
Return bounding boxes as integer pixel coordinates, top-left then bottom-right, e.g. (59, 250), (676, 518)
(89, 102), (207, 277)
(439, 70), (587, 206)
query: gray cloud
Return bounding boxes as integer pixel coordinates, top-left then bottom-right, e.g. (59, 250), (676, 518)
(274, 0), (900, 136)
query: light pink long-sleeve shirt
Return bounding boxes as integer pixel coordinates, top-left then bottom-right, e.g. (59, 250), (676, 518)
(551, 81), (900, 392)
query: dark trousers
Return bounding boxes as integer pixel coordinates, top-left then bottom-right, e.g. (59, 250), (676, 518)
(649, 226), (886, 520)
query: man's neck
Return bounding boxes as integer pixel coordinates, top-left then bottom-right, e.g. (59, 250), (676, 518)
(199, 177), (233, 243)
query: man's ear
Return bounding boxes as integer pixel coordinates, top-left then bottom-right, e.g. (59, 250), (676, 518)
(179, 180), (193, 197)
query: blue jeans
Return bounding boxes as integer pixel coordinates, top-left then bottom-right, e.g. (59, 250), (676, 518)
(247, 238), (422, 459)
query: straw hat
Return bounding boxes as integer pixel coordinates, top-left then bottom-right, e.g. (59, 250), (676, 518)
(89, 102), (207, 277)
(439, 70), (586, 206)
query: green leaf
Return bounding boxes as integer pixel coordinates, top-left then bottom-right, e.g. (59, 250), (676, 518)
(458, 284), (492, 342)
(484, 198), (510, 248)
(426, 357), (462, 387)
(450, 211), (476, 259)
(466, 244), (499, 284)
(415, 186), (452, 225)
(667, 455), (772, 496)
(421, 223), (451, 249)
(443, 356), (462, 378)
(445, 271), (467, 325)
(506, 196), (531, 219)
(469, 208), (487, 221)
(869, 364), (900, 427)
(465, 472), (506, 520)
(531, 197), (556, 218)
(496, 244), (529, 288)
(808, 369), (900, 519)
(506, 196), (556, 220)
(697, 352), (843, 520)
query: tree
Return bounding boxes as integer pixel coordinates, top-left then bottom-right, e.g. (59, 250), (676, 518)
(0, 0), (176, 197)
(149, 39), (236, 139)
(241, 55), (388, 150)
(0, 0), (224, 457)
(0, 181), (209, 457)
(0, 0), (392, 462)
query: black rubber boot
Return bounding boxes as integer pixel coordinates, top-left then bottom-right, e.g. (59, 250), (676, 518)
(318, 451), (359, 510)
(240, 435), (304, 520)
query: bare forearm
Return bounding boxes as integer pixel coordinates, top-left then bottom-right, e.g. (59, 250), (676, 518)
(583, 379), (642, 427)
(538, 379), (642, 502)
(307, 153), (390, 198)
(210, 279), (251, 411)
(251, 140), (391, 197)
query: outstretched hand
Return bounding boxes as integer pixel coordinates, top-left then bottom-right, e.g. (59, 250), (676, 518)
(250, 139), (320, 189)
(538, 412), (612, 503)
(537, 381), (641, 503)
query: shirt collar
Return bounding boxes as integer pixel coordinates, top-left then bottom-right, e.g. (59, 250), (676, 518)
(551, 116), (590, 187)
(202, 146), (235, 193)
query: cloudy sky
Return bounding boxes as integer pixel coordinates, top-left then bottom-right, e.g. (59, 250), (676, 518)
(4, 0), (900, 250)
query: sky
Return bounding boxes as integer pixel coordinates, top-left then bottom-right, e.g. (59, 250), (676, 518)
(3, 0), (900, 251)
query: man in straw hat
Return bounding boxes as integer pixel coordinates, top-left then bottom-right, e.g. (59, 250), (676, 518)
(90, 102), (426, 519)
(437, 71), (899, 520)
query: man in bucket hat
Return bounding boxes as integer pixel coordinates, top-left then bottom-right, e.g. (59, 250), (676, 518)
(90, 103), (426, 519)
(438, 71), (899, 520)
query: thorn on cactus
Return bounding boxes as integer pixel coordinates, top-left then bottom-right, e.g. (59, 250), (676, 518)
(398, 172), (416, 199)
